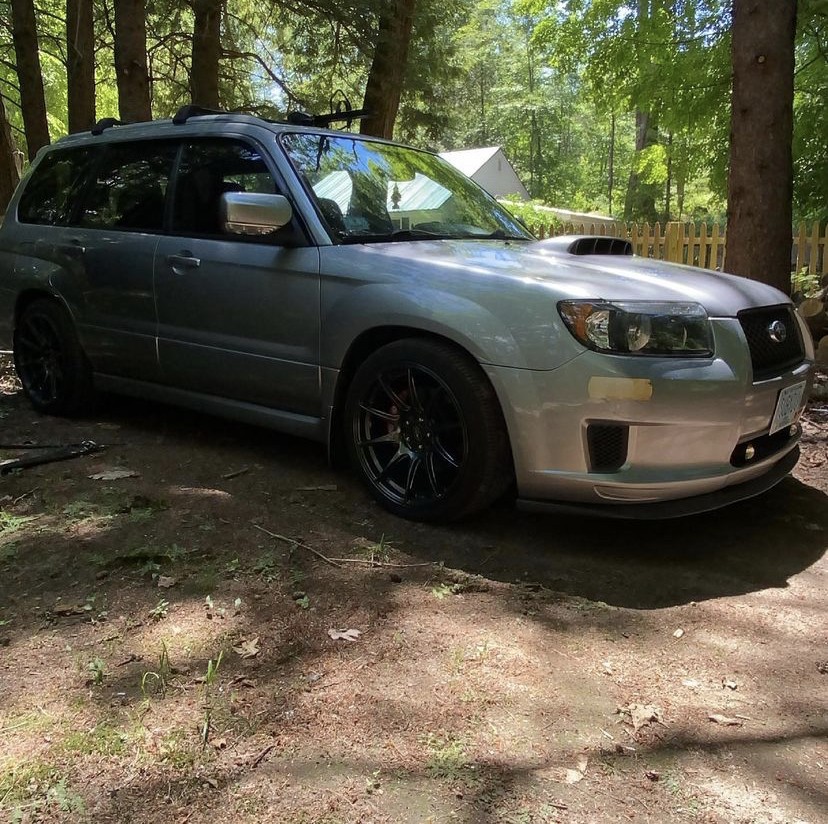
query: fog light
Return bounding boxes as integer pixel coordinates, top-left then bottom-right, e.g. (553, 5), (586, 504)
(744, 444), (755, 461)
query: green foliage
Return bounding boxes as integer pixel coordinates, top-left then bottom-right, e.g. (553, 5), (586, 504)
(0, 0), (822, 221)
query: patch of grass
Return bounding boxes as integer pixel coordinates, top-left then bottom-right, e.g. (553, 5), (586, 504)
(0, 762), (85, 817)
(422, 732), (469, 780)
(149, 599), (169, 621)
(157, 729), (200, 769)
(141, 641), (173, 698)
(352, 534), (393, 563)
(431, 583), (456, 600)
(61, 722), (127, 757)
(0, 511), (34, 534)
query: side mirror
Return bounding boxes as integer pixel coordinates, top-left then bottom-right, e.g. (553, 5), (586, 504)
(221, 192), (293, 235)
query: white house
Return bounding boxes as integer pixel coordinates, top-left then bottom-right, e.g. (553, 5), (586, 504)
(440, 147), (530, 201)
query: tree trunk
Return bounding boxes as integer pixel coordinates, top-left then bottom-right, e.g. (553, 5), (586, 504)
(725, 0), (797, 293)
(360, 0), (417, 140)
(190, 0), (222, 108)
(114, 0), (152, 122)
(624, 109), (660, 222)
(66, 0), (96, 133)
(0, 98), (21, 213)
(11, 0), (50, 159)
(608, 114), (616, 216)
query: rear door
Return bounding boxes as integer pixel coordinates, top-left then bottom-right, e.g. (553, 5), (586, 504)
(153, 137), (321, 415)
(64, 140), (178, 381)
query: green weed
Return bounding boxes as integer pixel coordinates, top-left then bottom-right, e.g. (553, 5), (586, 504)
(422, 732), (469, 780)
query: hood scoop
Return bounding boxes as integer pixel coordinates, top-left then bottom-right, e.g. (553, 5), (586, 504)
(537, 235), (633, 257)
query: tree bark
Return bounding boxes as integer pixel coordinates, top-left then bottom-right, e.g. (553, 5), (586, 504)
(0, 97), (21, 213)
(114, 0), (152, 122)
(66, 0), (96, 133)
(360, 0), (417, 140)
(11, 0), (50, 159)
(725, 0), (797, 293)
(624, 109), (660, 222)
(190, 0), (222, 108)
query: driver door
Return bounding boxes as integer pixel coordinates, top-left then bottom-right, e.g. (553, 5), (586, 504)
(153, 137), (321, 415)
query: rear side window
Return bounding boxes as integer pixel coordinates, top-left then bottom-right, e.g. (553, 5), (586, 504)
(171, 139), (277, 236)
(18, 148), (96, 226)
(76, 141), (177, 232)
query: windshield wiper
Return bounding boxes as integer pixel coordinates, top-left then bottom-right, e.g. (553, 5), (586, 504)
(472, 229), (532, 241)
(339, 228), (459, 244)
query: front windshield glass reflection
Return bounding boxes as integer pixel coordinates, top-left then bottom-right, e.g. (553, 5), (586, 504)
(281, 133), (533, 244)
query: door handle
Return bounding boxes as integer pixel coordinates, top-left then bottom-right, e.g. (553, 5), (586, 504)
(166, 253), (201, 272)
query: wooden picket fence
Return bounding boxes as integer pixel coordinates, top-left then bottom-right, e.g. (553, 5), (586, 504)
(533, 220), (828, 275)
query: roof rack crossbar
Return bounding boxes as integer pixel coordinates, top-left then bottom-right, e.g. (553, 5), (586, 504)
(286, 109), (371, 129)
(91, 117), (124, 136)
(172, 105), (226, 125)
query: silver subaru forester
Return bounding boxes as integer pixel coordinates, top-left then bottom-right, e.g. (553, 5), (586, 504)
(0, 107), (816, 521)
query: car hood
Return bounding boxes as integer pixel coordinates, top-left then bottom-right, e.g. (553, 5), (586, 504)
(361, 238), (790, 317)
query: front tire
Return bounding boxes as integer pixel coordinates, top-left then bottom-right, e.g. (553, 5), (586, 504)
(13, 299), (95, 416)
(344, 339), (512, 522)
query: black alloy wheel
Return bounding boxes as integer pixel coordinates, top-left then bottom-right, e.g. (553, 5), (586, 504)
(13, 299), (95, 416)
(345, 339), (512, 522)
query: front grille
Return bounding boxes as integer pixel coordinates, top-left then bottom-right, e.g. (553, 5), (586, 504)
(587, 424), (629, 472)
(737, 305), (805, 381)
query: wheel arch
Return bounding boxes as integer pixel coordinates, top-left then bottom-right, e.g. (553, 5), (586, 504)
(14, 289), (71, 327)
(327, 325), (514, 480)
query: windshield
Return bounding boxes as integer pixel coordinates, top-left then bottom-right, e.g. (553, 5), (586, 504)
(281, 133), (533, 244)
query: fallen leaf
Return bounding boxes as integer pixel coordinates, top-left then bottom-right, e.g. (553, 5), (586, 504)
(722, 678), (738, 690)
(88, 468), (140, 481)
(708, 713), (743, 726)
(210, 737), (227, 750)
(645, 770), (661, 781)
(157, 576), (177, 589)
(817, 661), (828, 675)
(673, 628), (685, 639)
(233, 637), (260, 659)
(576, 755), (589, 774)
(682, 679), (700, 688)
(618, 703), (662, 732)
(203, 777), (218, 789)
(601, 661), (614, 675)
(328, 628), (362, 641)
(564, 769), (584, 784)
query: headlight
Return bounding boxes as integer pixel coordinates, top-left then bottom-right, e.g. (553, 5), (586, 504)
(558, 300), (713, 356)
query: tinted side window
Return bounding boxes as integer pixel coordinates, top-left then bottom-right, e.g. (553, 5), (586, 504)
(171, 140), (277, 236)
(18, 148), (96, 226)
(76, 141), (177, 231)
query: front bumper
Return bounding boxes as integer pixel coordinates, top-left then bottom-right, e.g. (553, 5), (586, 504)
(483, 317), (814, 515)
(517, 446), (799, 519)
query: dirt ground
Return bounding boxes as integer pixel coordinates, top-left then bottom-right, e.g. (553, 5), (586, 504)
(0, 353), (826, 824)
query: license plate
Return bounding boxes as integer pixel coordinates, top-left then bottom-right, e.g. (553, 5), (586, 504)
(769, 381), (806, 435)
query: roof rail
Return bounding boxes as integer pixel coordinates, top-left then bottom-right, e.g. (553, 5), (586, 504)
(172, 105), (226, 125)
(91, 117), (124, 136)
